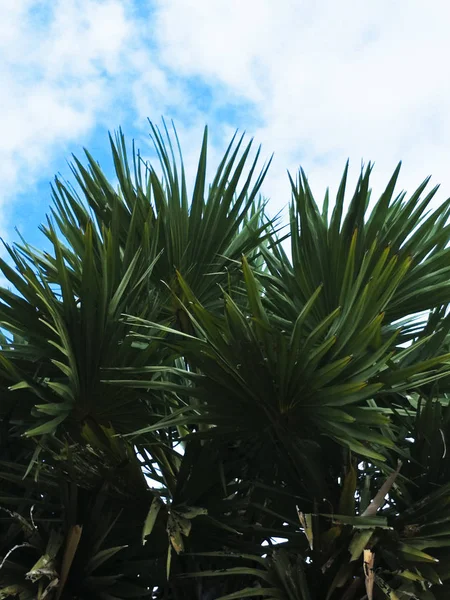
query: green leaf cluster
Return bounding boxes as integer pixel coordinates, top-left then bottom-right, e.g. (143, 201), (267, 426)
(1, 122), (450, 599)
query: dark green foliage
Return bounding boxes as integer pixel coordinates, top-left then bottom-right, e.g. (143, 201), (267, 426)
(1, 122), (450, 599)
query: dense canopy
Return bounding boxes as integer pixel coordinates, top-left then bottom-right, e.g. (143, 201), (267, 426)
(1, 123), (450, 599)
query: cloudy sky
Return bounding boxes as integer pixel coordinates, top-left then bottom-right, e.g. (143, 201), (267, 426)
(2, 0), (450, 249)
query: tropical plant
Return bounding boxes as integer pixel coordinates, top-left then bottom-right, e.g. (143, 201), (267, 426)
(1, 121), (450, 599)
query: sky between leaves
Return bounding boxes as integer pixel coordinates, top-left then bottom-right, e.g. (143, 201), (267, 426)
(2, 0), (450, 249)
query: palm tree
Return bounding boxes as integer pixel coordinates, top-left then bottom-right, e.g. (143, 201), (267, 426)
(1, 122), (450, 599)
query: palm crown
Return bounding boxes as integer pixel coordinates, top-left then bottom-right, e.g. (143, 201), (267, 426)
(1, 122), (450, 600)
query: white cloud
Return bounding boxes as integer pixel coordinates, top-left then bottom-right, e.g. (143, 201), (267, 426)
(153, 0), (450, 214)
(0, 0), (146, 239)
(0, 0), (250, 242)
(3, 0), (450, 245)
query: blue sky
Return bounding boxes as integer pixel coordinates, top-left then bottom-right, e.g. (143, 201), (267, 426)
(2, 0), (450, 252)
